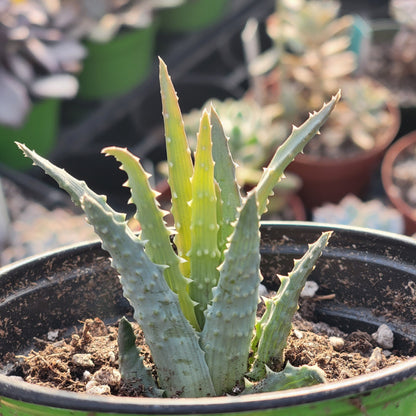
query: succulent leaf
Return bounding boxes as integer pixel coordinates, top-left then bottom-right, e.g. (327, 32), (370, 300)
(103, 146), (199, 330)
(117, 317), (165, 398)
(244, 362), (327, 394)
(16, 142), (113, 214)
(209, 106), (242, 254)
(255, 92), (340, 214)
(81, 194), (215, 398)
(200, 192), (261, 395)
(249, 231), (332, 380)
(159, 58), (194, 278)
(189, 111), (221, 326)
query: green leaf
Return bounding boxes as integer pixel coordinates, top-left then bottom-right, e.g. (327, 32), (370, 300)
(159, 58), (194, 278)
(244, 362), (327, 394)
(189, 111), (221, 327)
(103, 147), (199, 331)
(17, 142), (215, 398)
(210, 105), (242, 255)
(255, 92), (340, 215)
(250, 231), (332, 380)
(201, 192), (261, 395)
(16, 142), (112, 213)
(118, 317), (165, 397)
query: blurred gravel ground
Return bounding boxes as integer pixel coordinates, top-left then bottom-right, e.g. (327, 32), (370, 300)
(0, 178), (97, 266)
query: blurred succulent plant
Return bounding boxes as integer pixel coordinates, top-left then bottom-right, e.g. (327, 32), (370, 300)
(266, 0), (356, 111)
(313, 194), (404, 234)
(0, 0), (86, 127)
(251, 0), (393, 159)
(69, 0), (184, 43)
(390, 0), (416, 76)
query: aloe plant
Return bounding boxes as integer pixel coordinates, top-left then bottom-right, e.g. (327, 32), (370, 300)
(17, 58), (339, 398)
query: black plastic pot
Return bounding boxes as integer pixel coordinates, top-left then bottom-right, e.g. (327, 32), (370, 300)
(1, 222), (416, 415)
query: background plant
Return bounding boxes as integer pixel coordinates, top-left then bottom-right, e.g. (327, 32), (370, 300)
(0, 0), (86, 127)
(312, 194), (404, 234)
(18, 59), (339, 398)
(66, 0), (183, 43)
(390, 0), (416, 77)
(253, 0), (393, 158)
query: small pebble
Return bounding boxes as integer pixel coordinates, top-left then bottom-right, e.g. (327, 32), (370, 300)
(293, 329), (304, 339)
(366, 347), (385, 371)
(92, 367), (121, 387)
(108, 351), (116, 363)
(85, 380), (111, 395)
(258, 284), (268, 298)
(72, 354), (94, 368)
(47, 330), (59, 341)
(372, 324), (394, 349)
(83, 371), (92, 381)
(329, 336), (345, 351)
(300, 281), (319, 298)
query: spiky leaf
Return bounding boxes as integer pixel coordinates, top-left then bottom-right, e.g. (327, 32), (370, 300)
(117, 317), (164, 398)
(200, 192), (261, 395)
(159, 58), (193, 277)
(103, 147), (199, 330)
(250, 231), (332, 380)
(16, 142), (114, 215)
(189, 111), (221, 326)
(255, 92), (340, 214)
(210, 106), (242, 254)
(244, 362), (327, 394)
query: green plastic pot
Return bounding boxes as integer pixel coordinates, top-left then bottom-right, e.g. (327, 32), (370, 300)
(1, 222), (416, 415)
(0, 99), (60, 170)
(158, 0), (229, 33)
(77, 25), (157, 100)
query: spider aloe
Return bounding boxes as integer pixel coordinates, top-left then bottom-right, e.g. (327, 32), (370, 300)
(18, 58), (339, 398)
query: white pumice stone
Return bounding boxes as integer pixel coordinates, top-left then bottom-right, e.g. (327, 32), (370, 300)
(372, 324), (394, 349)
(366, 347), (384, 371)
(300, 281), (319, 298)
(72, 354), (94, 368)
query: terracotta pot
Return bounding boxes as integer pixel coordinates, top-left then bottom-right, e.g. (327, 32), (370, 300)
(287, 101), (401, 210)
(381, 131), (416, 235)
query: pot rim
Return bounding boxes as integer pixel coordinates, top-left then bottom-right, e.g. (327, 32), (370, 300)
(1, 356), (416, 414)
(1, 221), (415, 414)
